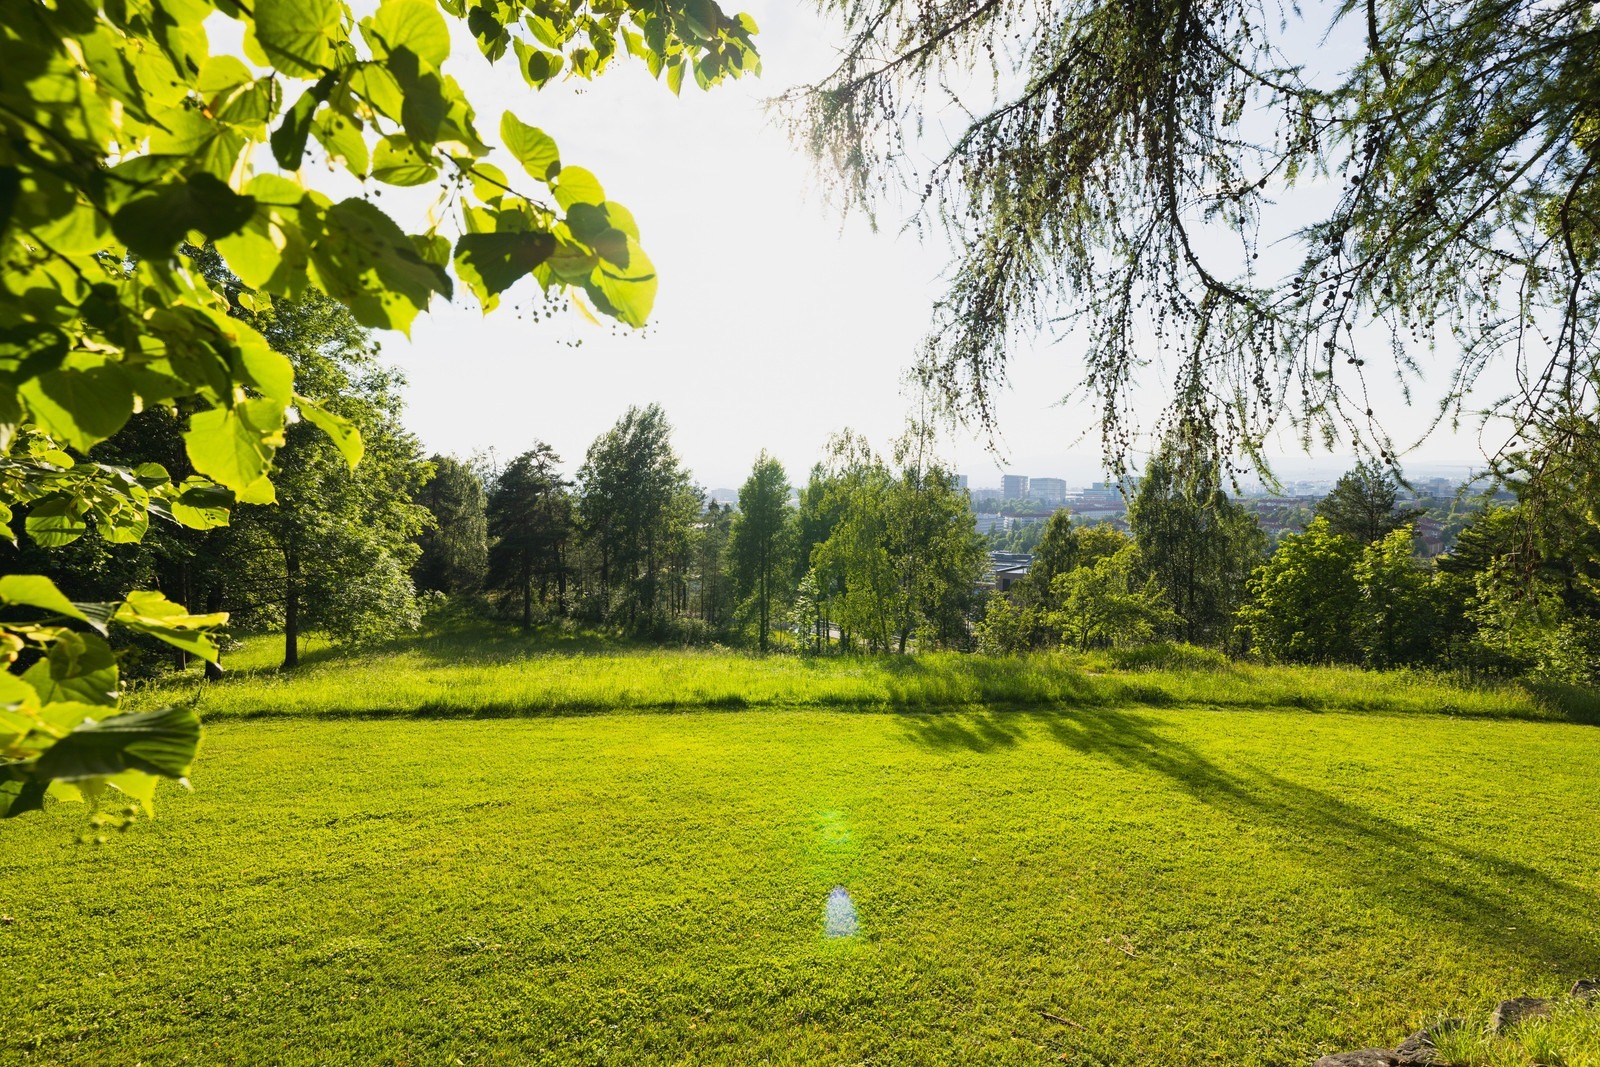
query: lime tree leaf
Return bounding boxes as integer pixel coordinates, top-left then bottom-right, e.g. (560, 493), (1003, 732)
(255, 0), (341, 76)
(0, 575), (91, 624)
(184, 398), (287, 496)
(295, 394), (364, 468)
(235, 337), (295, 404)
(311, 197), (451, 333)
(551, 166), (605, 209)
(454, 231), (555, 305)
(364, 0), (451, 67)
(34, 705), (201, 783)
(0, 672), (41, 712)
(19, 361), (133, 452)
(312, 109), (370, 177)
(111, 174), (257, 258)
(371, 136), (437, 186)
(23, 497), (89, 548)
(106, 770), (161, 816)
(21, 631), (117, 707)
(593, 238), (657, 327)
(0, 777), (48, 820)
(271, 84), (323, 170)
(501, 113), (560, 181)
(115, 590), (229, 664)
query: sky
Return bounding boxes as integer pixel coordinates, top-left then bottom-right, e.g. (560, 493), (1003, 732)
(363, 0), (1510, 490)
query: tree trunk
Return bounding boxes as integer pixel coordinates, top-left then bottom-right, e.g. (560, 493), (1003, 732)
(204, 583), (225, 682)
(283, 545), (301, 670)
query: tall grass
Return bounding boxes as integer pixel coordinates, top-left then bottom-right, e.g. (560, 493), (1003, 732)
(126, 622), (1588, 723)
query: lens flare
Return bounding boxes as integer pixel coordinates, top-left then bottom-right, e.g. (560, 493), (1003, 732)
(824, 886), (858, 938)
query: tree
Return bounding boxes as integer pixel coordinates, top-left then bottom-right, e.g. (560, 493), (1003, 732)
(576, 405), (696, 633)
(1049, 542), (1178, 652)
(1353, 526), (1439, 668)
(1129, 435), (1266, 646)
(486, 444), (573, 627)
(787, 0), (1599, 464)
(226, 293), (432, 669)
(415, 456), (489, 596)
(1315, 460), (1422, 545)
(1235, 519), (1362, 663)
(2, 0), (759, 817)
(694, 501), (734, 628)
(727, 453), (793, 650)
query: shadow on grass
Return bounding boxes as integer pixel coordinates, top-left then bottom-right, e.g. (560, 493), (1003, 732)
(906, 705), (1600, 976)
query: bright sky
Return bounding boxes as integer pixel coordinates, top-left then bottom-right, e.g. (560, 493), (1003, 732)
(372, 0), (1508, 490)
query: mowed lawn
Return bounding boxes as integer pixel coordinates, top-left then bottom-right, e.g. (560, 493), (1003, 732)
(4, 642), (1600, 1065)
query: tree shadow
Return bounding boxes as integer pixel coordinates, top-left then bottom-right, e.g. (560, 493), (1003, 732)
(1024, 706), (1600, 974)
(899, 709), (1028, 752)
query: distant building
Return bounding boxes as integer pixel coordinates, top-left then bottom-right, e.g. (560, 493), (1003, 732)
(973, 512), (1005, 535)
(1001, 474), (1030, 499)
(957, 474), (969, 490)
(971, 487), (1002, 504)
(1029, 477), (1067, 505)
(986, 551), (1033, 593)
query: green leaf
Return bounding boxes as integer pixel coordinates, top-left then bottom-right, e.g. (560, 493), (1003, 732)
(184, 398), (287, 496)
(34, 705), (200, 783)
(111, 173), (257, 258)
(235, 336), (295, 404)
(593, 238), (657, 327)
(21, 631), (117, 707)
(19, 360), (133, 452)
(311, 198), (452, 333)
(254, 0), (341, 76)
(551, 166), (605, 210)
(454, 231), (555, 305)
(0, 777), (48, 820)
(364, 0), (450, 68)
(115, 590), (228, 664)
(296, 394), (364, 468)
(371, 135), (437, 186)
(312, 109), (370, 178)
(23, 497), (89, 548)
(0, 575), (91, 624)
(500, 113), (560, 182)
(271, 84), (324, 170)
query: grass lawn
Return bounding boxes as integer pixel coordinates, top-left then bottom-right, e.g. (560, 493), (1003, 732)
(4, 631), (1599, 1065)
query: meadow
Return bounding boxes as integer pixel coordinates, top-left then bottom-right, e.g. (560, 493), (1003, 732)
(3, 625), (1599, 1066)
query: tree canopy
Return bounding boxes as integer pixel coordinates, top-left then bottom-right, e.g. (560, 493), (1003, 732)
(787, 0), (1600, 466)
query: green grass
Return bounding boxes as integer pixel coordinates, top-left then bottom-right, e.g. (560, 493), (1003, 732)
(126, 621), (1590, 724)
(6, 627), (1600, 1065)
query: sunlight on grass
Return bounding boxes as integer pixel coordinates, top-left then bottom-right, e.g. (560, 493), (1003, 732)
(126, 622), (1579, 724)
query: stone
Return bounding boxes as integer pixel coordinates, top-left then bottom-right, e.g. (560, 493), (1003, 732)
(1490, 997), (1550, 1033)
(1573, 978), (1599, 1002)
(1312, 1051), (1395, 1067)
(1392, 1019), (1465, 1065)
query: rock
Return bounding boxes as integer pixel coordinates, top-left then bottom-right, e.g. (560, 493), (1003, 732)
(1313, 1051), (1395, 1067)
(1392, 1019), (1465, 1065)
(1573, 978), (1599, 1002)
(1490, 997), (1550, 1033)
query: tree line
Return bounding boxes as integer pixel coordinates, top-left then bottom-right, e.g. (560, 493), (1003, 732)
(13, 290), (1597, 692)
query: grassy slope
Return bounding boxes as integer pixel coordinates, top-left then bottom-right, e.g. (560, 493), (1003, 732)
(4, 634), (1600, 1065)
(126, 624), (1587, 723)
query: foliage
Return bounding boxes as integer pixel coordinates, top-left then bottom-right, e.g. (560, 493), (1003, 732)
(576, 404), (698, 633)
(222, 291), (432, 668)
(1049, 542), (1179, 651)
(803, 430), (984, 653)
(414, 455), (488, 596)
(1129, 432), (1265, 647)
(786, 0), (1600, 464)
(0, 576), (221, 822)
(1353, 526), (1439, 668)
(0, 0), (758, 817)
(726, 452), (793, 650)
(1236, 518), (1363, 664)
(485, 443), (571, 626)
(1314, 460), (1422, 545)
